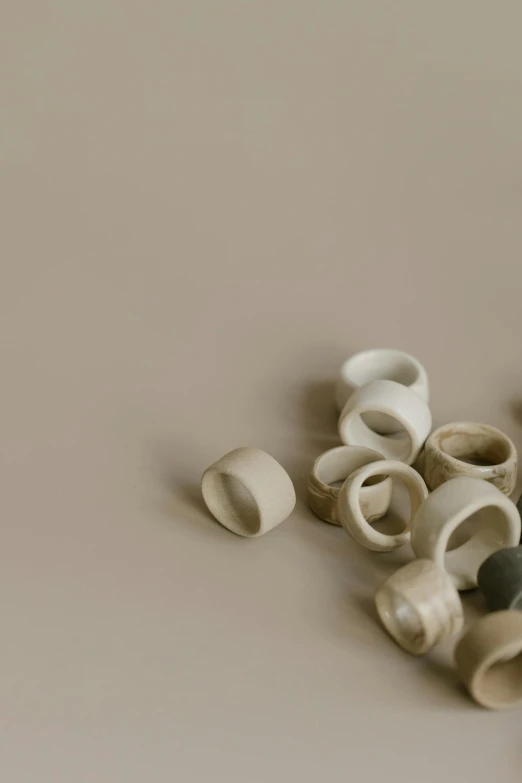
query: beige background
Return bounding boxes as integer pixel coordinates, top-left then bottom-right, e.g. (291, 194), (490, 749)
(1, 1), (522, 780)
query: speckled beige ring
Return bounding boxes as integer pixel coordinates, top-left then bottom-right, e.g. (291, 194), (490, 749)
(201, 447), (296, 537)
(338, 459), (428, 551)
(455, 611), (522, 710)
(422, 421), (517, 495)
(375, 559), (463, 655)
(411, 476), (521, 591)
(307, 445), (392, 525)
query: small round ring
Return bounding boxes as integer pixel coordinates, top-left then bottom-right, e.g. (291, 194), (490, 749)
(477, 546), (522, 612)
(455, 610), (522, 710)
(422, 421), (517, 495)
(375, 559), (463, 655)
(307, 446), (392, 525)
(201, 447), (296, 537)
(339, 379), (432, 465)
(335, 348), (429, 434)
(338, 459), (428, 551)
(411, 476), (521, 591)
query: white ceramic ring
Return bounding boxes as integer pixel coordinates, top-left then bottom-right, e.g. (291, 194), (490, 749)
(338, 459), (428, 551)
(335, 348), (429, 434)
(339, 379), (432, 466)
(375, 559), (463, 655)
(411, 476), (521, 591)
(422, 421), (518, 496)
(201, 447), (296, 537)
(307, 446), (392, 525)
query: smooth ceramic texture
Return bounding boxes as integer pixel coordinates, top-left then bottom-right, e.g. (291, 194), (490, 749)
(477, 546), (522, 612)
(338, 379), (432, 466)
(201, 447), (296, 537)
(335, 348), (429, 434)
(307, 445), (392, 525)
(375, 559), (463, 655)
(422, 421), (517, 495)
(338, 459), (428, 552)
(455, 611), (522, 710)
(411, 476), (521, 591)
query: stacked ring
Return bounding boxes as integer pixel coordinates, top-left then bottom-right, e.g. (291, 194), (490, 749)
(307, 446), (392, 525)
(338, 459), (428, 552)
(339, 379), (432, 466)
(411, 476), (521, 591)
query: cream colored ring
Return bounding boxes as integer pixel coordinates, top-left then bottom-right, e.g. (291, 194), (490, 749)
(338, 459), (428, 551)
(411, 476), (521, 591)
(201, 447), (296, 537)
(455, 611), (522, 710)
(339, 379), (432, 466)
(422, 421), (517, 495)
(307, 446), (392, 525)
(335, 348), (429, 435)
(375, 559), (463, 655)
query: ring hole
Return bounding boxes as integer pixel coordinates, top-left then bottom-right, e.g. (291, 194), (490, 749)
(204, 473), (260, 536)
(377, 590), (425, 652)
(444, 506), (513, 583)
(439, 430), (511, 466)
(480, 644), (522, 707)
(371, 476), (410, 535)
(315, 449), (390, 490)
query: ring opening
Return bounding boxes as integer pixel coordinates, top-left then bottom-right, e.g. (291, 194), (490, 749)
(444, 506), (513, 583)
(478, 643), (522, 707)
(377, 589), (425, 652)
(438, 429), (511, 467)
(345, 350), (420, 388)
(204, 473), (260, 536)
(371, 476), (411, 535)
(343, 416), (411, 462)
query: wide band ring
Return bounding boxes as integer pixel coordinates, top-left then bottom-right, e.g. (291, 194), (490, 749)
(411, 476), (521, 591)
(335, 348), (429, 435)
(338, 459), (428, 551)
(422, 421), (517, 495)
(455, 611), (522, 709)
(339, 379), (432, 465)
(201, 447), (296, 537)
(375, 559), (463, 655)
(307, 446), (392, 525)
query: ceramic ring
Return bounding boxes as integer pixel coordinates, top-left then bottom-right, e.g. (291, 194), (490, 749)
(338, 459), (428, 552)
(411, 476), (521, 591)
(455, 610), (522, 709)
(375, 559), (463, 655)
(201, 447), (296, 537)
(339, 379), (432, 466)
(422, 421), (517, 495)
(307, 446), (392, 525)
(335, 348), (429, 434)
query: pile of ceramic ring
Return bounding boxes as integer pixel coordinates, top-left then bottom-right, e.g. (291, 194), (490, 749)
(201, 348), (522, 710)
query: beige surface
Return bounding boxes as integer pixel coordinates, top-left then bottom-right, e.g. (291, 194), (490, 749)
(1, 2), (522, 780)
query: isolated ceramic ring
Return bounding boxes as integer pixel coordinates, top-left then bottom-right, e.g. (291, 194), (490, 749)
(339, 379), (432, 466)
(375, 559), (463, 655)
(477, 547), (522, 612)
(338, 459), (428, 551)
(411, 476), (521, 591)
(422, 421), (517, 495)
(335, 348), (429, 434)
(455, 610), (522, 709)
(307, 446), (392, 525)
(201, 447), (296, 537)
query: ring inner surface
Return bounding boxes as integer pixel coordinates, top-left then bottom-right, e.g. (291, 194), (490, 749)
(439, 430), (511, 467)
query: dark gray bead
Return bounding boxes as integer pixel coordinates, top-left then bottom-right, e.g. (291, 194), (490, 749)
(477, 546), (522, 612)
(517, 495), (522, 542)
